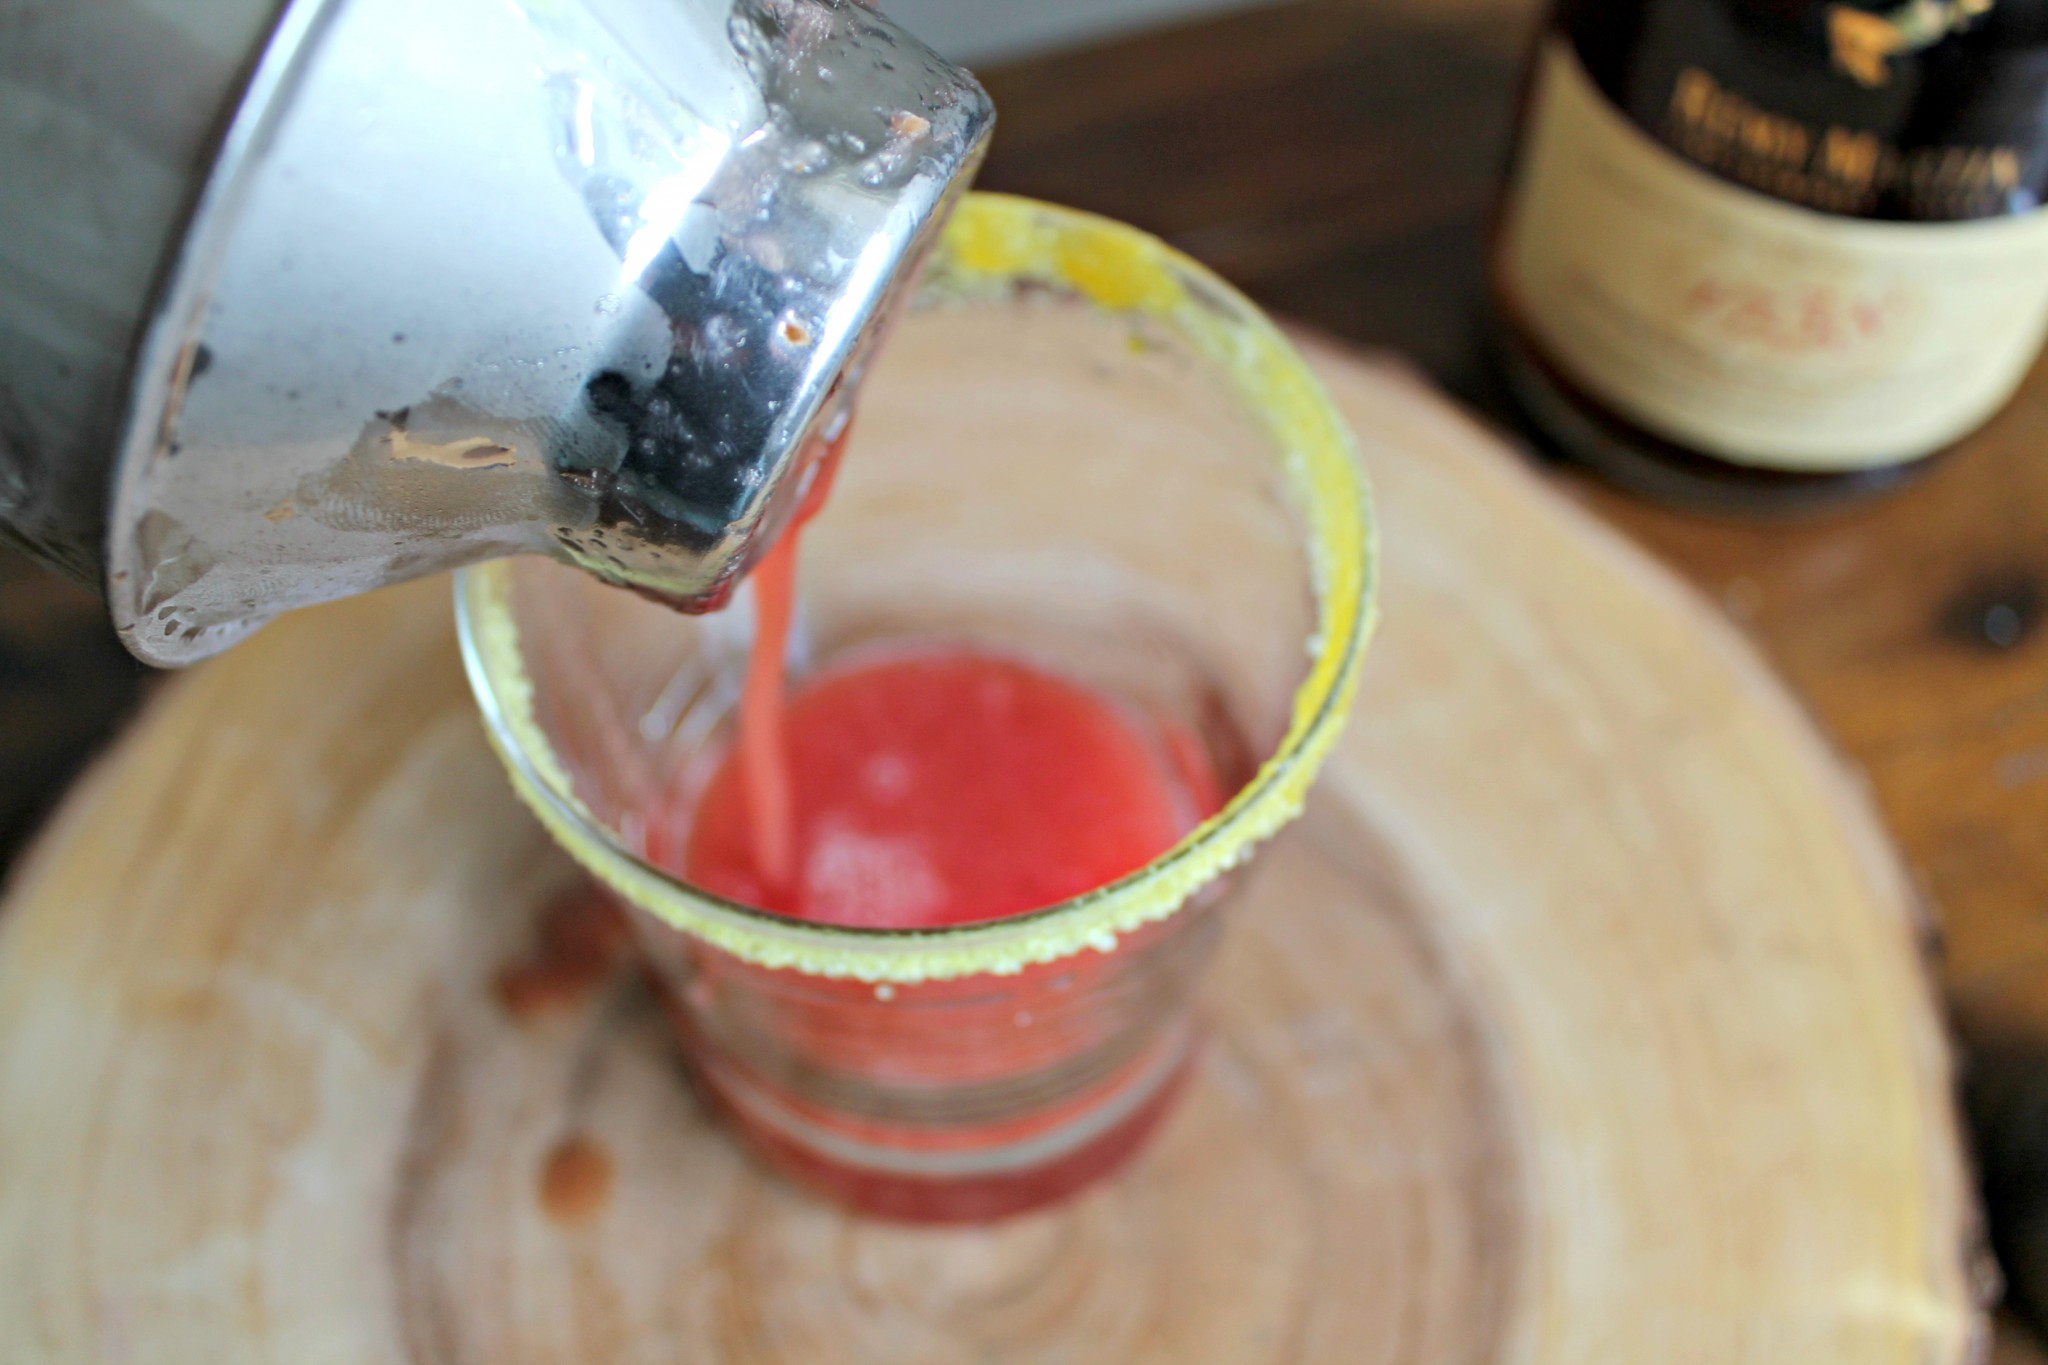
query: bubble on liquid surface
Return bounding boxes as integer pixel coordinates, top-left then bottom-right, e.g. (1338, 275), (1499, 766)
(802, 822), (947, 927)
(862, 753), (913, 802)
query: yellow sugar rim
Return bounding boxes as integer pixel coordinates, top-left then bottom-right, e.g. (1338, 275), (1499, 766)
(458, 193), (1378, 982)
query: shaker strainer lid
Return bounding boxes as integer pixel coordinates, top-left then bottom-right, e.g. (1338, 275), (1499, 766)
(105, 0), (992, 665)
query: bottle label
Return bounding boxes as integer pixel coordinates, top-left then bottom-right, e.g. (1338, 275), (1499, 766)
(1498, 39), (2048, 471)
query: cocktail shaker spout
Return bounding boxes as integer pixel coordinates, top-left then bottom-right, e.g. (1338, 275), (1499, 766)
(0, 0), (992, 664)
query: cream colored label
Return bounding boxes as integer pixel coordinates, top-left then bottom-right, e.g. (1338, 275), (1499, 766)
(1499, 40), (2048, 471)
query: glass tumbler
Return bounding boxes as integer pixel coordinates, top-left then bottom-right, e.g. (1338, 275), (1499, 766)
(457, 194), (1376, 1222)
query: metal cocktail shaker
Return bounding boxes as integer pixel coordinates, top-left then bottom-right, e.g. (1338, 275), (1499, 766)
(0, 0), (992, 665)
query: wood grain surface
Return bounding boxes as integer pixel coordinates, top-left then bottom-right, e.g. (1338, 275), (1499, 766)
(0, 343), (1978, 1363)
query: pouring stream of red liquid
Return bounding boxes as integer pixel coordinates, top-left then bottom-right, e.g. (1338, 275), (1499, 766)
(732, 425), (848, 894)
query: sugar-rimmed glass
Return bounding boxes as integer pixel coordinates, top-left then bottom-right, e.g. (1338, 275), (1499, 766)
(457, 194), (1376, 1221)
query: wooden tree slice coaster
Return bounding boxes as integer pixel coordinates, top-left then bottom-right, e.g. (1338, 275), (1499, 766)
(0, 340), (1980, 1363)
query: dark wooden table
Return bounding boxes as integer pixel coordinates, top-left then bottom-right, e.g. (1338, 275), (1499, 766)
(3, 0), (2047, 1351)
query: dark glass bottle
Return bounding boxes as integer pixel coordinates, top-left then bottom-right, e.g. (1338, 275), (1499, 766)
(1490, 0), (2048, 511)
